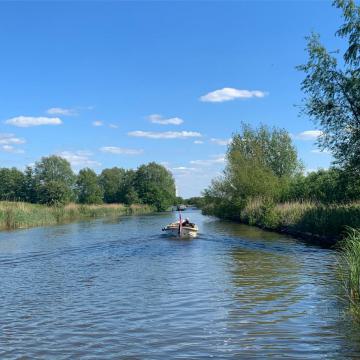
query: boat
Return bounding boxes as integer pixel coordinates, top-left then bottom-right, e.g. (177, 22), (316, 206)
(162, 219), (199, 238)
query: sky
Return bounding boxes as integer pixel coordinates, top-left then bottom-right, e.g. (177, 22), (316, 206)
(0, 1), (344, 198)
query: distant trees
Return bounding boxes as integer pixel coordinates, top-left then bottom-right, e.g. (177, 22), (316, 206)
(298, 0), (360, 172)
(134, 162), (176, 211)
(0, 156), (176, 210)
(77, 168), (104, 204)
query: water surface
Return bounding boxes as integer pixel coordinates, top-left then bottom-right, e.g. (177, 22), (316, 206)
(0, 210), (359, 359)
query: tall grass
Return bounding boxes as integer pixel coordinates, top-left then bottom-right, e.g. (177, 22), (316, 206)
(0, 201), (154, 231)
(338, 228), (360, 321)
(239, 198), (360, 240)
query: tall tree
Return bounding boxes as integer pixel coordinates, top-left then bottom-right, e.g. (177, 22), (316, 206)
(0, 168), (26, 201)
(76, 168), (104, 204)
(298, 0), (360, 172)
(99, 167), (126, 203)
(33, 156), (76, 205)
(134, 162), (176, 211)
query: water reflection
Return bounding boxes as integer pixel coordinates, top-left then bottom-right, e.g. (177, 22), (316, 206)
(0, 210), (359, 358)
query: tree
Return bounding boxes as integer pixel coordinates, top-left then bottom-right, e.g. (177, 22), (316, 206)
(99, 167), (126, 203)
(0, 167), (26, 201)
(298, 0), (360, 172)
(134, 162), (176, 211)
(33, 155), (76, 205)
(76, 168), (103, 204)
(203, 124), (302, 219)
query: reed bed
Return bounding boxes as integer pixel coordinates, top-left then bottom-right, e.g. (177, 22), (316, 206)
(240, 199), (360, 239)
(338, 228), (360, 321)
(0, 201), (154, 231)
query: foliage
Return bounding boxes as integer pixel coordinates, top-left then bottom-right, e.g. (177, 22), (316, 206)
(33, 156), (76, 205)
(203, 124), (302, 219)
(0, 201), (153, 231)
(99, 167), (126, 203)
(298, 0), (360, 172)
(338, 228), (360, 321)
(134, 162), (176, 211)
(0, 168), (26, 201)
(286, 168), (360, 203)
(76, 168), (104, 204)
(240, 198), (360, 238)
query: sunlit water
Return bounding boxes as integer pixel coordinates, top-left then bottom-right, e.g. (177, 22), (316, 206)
(0, 210), (359, 359)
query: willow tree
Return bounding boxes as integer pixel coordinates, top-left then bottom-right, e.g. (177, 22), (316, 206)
(298, 0), (360, 172)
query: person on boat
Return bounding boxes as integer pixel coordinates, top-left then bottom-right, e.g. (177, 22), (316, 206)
(182, 218), (194, 227)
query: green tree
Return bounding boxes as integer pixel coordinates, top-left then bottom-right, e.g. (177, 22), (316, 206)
(134, 162), (176, 211)
(0, 167), (26, 201)
(99, 167), (126, 203)
(203, 124), (302, 219)
(34, 155), (76, 205)
(76, 168), (104, 204)
(298, 0), (360, 172)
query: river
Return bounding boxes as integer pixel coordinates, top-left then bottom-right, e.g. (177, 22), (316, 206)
(0, 209), (359, 359)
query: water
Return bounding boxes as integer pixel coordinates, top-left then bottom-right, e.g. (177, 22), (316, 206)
(0, 210), (359, 359)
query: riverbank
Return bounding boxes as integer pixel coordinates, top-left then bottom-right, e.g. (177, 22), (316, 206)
(0, 201), (154, 231)
(203, 199), (360, 247)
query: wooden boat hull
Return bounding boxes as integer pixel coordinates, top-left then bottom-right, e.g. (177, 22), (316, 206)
(162, 223), (199, 238)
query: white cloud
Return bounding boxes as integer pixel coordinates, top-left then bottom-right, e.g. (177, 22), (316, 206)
(1, 145), (24, 154)
(190, 154), (226, 166)
(172, 166), (197, 171)
(148, 114), (184, 125)
(200, 87), (267, 103)
(0, 133), (25, 145)
(128, 130), (202, 139)
(294, 130), (323, 140)
(194, 140), (204, 145)
(46, 107), (77, 116)
(210, 138), (231, 146)
(57, 150), (101, 167)
(92, 120), (103, 127)
(100, 146), (143, 155)
(5, 116), (62, 127)
(109, 124), (119, 129)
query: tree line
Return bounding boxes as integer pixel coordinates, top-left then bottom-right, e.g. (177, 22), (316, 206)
(0, 156), (176, 211)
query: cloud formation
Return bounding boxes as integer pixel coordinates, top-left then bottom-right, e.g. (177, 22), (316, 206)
(190, 154), (226, 166)
(194, 140), (204, 144)
(100, 146), (143, 155)
(200, 87), (266, 102)
(210, 138), (231, 146)
(1, 145), (24, 154)
(148, 114), (184, 125)
(128, 130), (202, 139)
(5, 116), (62, 127)
(294, 130), (323, 140)
(0, 133), (25, 145)
(92, 121), (103, 127)
(47, 107), (77, 116)
(57, 151), (101, 167)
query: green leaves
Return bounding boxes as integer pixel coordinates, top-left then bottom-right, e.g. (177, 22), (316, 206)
(299, 1), (360, 172)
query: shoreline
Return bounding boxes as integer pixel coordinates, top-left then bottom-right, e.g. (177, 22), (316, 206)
(0, 202), (155, 232)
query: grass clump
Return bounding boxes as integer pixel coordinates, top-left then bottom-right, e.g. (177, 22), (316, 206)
(338, 228), (360, 321)
(0, 201), (154, 231)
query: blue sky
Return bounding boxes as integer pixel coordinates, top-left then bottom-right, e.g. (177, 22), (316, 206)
(0, 1), (343, 197)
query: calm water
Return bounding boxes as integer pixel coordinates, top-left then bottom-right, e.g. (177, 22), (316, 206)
(0, 210), (359, 359)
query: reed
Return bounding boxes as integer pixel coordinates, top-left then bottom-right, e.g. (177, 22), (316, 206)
(240, 198), (360, 239)
(0, 201), (154, 231)
(338, 228), (360, 321)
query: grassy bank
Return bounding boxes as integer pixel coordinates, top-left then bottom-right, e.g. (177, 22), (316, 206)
(338, 228), (360, 322)
(0, 201), (154, 231)
(203, 198), (360, 245)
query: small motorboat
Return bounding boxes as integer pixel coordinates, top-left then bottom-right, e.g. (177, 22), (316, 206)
(162, 214), (199, 238)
